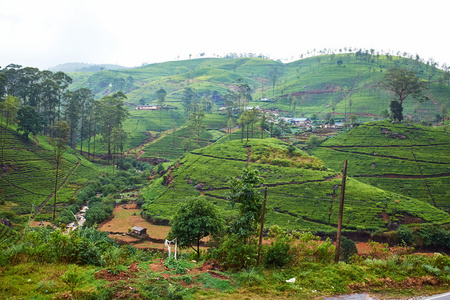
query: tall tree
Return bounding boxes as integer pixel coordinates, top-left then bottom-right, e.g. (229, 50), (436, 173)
(227, 117), (234, 141)
(259, 113), (268, 139)
(380, 67), (428, 121)
(269, 67), (279, 97)
(187, 105), (205, 146)
(236, 79), (252, 111)
(181, 87), (198, 114)
(77, 88), (94, 155)
(227, 168), (264, 242)
(50, 121), (69, 221)
(17, 105), (42, 138)
(98, 92), (129, 160)
(440, 104), (447, 125)
(1, 95), (20, 165)
(248, 107), (260, 138)
(63, 90), (81, 148)
(155, 88), (167, 134)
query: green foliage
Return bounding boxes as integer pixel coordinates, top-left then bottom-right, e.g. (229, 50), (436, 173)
(168, 197), (224, 259)
(227, 168), (264, 240)
(417, 223), (450, 248)
(61, 264), (85, 294)
(213, 235), (259, 270)
(396, 225), (414, 245)
(264, 239), (292, 267)
(339, 236), (357, 263)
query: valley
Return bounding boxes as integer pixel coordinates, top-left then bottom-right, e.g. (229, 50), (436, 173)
(1, 53), (449, 299)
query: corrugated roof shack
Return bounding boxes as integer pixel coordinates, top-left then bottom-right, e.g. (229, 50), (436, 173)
(132, 226), (147, 236)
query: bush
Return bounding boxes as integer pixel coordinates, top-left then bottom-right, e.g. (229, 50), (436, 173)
(396, 225), (414, 245)
(264, 240), (293, 267)
(339, 236), (357, 263)
(213, 235), (258, 271)
(417, 224), (450, 248)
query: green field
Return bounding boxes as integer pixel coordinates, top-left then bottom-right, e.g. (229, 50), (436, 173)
(311, 121), (450, 211)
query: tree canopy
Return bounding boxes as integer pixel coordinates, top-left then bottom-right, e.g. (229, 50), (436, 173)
(169, 197), (224, 259)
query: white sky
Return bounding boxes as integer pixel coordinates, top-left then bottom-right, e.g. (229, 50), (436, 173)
(1, 0), (449, 70)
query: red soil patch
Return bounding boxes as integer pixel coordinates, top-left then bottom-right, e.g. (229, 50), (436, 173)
(98, 204), (170, 239)
(349, 276), (442, 291)
(30, 221), (53, 227)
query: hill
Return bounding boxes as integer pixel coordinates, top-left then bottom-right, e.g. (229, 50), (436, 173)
(0, 121), (103, 225)
(311, 121), (450, 212)
(141, 138), (450, 233)
(49, 62), (128, 73)
(69, 53), (450, 163)
(69, 54), (450, 124)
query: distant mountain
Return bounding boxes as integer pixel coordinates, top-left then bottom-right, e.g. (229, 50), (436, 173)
(49, 62), (129, 73)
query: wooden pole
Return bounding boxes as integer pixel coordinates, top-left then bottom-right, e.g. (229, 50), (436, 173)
(258, 187), (268, 264)
(334, 160), (347, 263)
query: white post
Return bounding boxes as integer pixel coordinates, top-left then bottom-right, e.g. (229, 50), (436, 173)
(174, 238), (177, 260)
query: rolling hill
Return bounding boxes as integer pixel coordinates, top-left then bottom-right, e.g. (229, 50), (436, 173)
(311, 121), (450, 212)
(0, 120), (103, 224)
(141, 137), (450, 233)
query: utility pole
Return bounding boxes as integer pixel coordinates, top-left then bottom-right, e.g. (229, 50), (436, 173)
(258, 187), (268, 264)
(334, 160), (347, 263)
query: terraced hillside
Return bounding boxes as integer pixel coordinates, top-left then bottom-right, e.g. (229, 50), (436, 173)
(142, 138), (450, 233)
(71, 54), (450, 164)
(0, 223), (19, 249)
(70, 54), (450, 124)
(311, 121), (450, 211)
(0, 123), (102, 222)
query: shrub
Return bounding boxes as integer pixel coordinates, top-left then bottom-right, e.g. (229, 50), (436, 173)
(264, 240), (293, 267)
(396, 225), (414, 245)
(213, 235), (258, 271)
(417, 223), (450, 248)
(339, 236), (357, 263)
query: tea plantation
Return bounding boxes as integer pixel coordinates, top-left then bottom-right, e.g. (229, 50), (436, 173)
(311, 121), (450, 211)
(142, 137), (450, 233)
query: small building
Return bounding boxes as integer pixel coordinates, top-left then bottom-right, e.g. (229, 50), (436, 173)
(135, 105), (158, 110)
(132, 226), (147, 236)
(283, 117), (310, 126)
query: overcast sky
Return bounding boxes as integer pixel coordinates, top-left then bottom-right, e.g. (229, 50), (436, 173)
(1, 0), (449, 70)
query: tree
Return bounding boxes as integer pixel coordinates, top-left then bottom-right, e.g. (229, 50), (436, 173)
(226, 117), (234, 141)
(390, 101), (403, 122)
(181, 87), (198, 114)
(349, 114), (358, 124)
(441, 104), (447, 125)
(155, 88), (167, 134)
(77, 88), (94, 155)
(97, 93), (129, 160)
(328, 117), (335, 126)
(236, 79), (252, 111)
(227, 168), (264, 242)
(1, 95), (20, 165)
(169, 197), (224, 259)
(259, 113), (268, 139)
(380, 67), (428, 121)
(248, 107), (260, 138)
(17, 105), (42, 138)
(269, 67), (279, 97)
(111, 127), (128, 170)
(187, 106), (205, 146)
(63, 90), (81, 148)
(50, 121), (69, 221)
